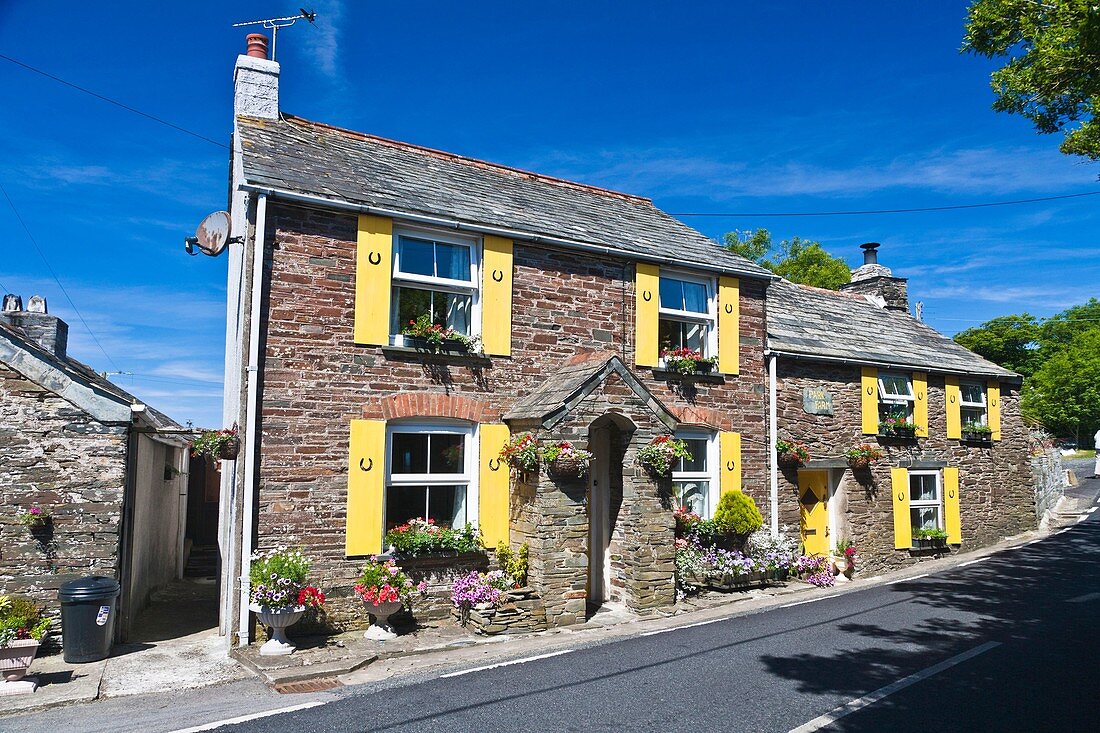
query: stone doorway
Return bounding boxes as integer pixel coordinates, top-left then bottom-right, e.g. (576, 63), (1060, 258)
(587, 415), (629, 611)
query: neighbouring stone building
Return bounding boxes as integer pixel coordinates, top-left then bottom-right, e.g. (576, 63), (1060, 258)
(767, 244), (1031, 573)
(213, 35), (1036, 646)
(0, 295), (193, 639)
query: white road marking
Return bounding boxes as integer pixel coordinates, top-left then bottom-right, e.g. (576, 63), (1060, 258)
(166, 701), (328, 733)
(886, 573), (929, 585)
(1066, 592), (1100, 603)
(959, 557), (990, 567)
(788, 641), (1002, 733)
(780, 595), (837, 609)
(439, 649), (574, 678)
(1088, 507), (1097, 514)
(639, 616), (730, 637)
(1026, 540), (1041, 546)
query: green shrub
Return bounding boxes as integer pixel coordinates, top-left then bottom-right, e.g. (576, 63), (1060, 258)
(0, 595), (50, 645)
(713, 491), (763, 536)
(495, 542), (529, 586)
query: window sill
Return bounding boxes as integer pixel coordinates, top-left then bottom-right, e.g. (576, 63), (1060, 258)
(381, 346), (492, 367)
(876, 433), (919, 444)
(652, 369), (725, 384)
(960, 435), (993, 446)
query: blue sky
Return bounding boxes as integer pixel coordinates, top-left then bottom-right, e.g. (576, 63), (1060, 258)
(1, 2), (1097, 428)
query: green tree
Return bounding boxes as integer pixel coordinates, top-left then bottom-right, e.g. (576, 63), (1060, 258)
(1023, 327), (1100, 440)
(953, 314), (1042, 378)
(723, 229), (851, 290)
(1038, 297), (1100, 357)
(963, 0), (1100, 160)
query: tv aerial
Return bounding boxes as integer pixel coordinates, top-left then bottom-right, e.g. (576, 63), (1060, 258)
(232, 8), (316, 61)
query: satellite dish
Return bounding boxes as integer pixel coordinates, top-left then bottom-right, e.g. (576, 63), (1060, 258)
(186, 211), (234, 257)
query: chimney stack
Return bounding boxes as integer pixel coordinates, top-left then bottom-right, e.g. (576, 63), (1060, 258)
(234, 33), (280, 120)
(0, 294), (69, 359)
(839, 243), (910, 314)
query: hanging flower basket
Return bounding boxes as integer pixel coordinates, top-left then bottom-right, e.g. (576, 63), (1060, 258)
(637, 435), (692, 477)
(191, 425), (240, 461)
(499, 432), (541, 474)
(539, 441), (592, 478)
(776, 439), (810, 468)
(845, 444), (884, 470)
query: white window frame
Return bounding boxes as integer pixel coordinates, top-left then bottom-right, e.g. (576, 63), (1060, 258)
(672, 430), (718, 518)
(390, 227), (482, 343)
(878, 372), (914, 421)
(959, 381), (988, 426)
(908, 470), (943, 536)
(657, 270), (717, 361)
(384, 420), (479, 533)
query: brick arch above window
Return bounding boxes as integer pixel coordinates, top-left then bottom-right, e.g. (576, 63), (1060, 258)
(366, 392), (495, 423)
(669, 405), (733, 432)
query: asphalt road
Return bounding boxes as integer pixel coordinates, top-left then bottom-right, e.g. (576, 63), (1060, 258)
(7, 471), (1097, 733)
(209, 474), (1100, 733)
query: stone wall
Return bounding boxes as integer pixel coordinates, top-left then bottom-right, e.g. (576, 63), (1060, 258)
(0, 363), (128, 617)
(252, 203), (769, 627)
(1031, 446), (1065, 525)
(775, 359), (1033, 573)
(455, 586), (547, 635)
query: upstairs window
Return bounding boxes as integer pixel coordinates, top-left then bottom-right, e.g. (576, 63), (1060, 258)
(390, 232), (478, 339)
(672, 433), (716, 518)
(878, 373), (914, 422)
(658, 275), (715, 357)
(960, 382), (987, 426)
(386, 423), (474, 530)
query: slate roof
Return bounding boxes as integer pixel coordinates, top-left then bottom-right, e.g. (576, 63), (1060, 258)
(504, 352), (678, 430)
(0, 320), (182, 430)
(236, 115), (773, 280)
(766, 280), (1020, 380)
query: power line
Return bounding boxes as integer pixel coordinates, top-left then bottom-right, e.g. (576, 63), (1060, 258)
(0, 181), (119, 371)
(0, 53), (229, 149)
(671, 190), (1100, 217)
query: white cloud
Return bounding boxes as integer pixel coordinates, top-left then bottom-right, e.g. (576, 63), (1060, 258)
(301, 0), (344, 82)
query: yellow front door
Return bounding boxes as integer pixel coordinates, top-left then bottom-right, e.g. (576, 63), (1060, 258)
(799, 470), (829, 556)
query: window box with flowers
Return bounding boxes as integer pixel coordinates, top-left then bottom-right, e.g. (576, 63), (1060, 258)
(355, 557), (427, 640)
(398, 314), (481, 354)
(878, 417), (917, 439)
(845, 444), (884, 470)
(637, 435), (692, 477)
(385, 518), (482, 559)
(247, 547), (326, 656)
(913, 527), (949, 550)
(659, 348), (717, 376)
(539, 441), (592, 478)
(776, 439), (810, 468)
(190, 424), (240, 461)
(961, 422), (994, 444)
(499, 432), (540, 476)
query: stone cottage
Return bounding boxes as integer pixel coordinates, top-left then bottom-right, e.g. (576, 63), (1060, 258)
(767, 244), (1031, 572)
(0, 295), (194, 639)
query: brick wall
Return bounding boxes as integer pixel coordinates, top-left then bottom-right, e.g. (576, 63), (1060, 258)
(254, 203), (770, 627)
(775, 359), (1033, 573)
(0, 363), (128, 617)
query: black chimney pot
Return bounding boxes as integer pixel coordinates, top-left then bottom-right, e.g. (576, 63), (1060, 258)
(859, 242), (881, 266)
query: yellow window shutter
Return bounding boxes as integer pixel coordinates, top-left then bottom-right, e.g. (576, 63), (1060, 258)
(479, 424), (511, 549)
(987, 381), (1001, 441)
(719, 431), (742, 496)
(353, 214), (393, 345)
(891, 467), (911, 550)
(945, 375), (961, 440)
(944, 467), (961, 544)
(913, 372), (928, 437)
(482, 236), (513, 356)
(861, 367), (879, 435)
(635, 263), (660, 368)
(718, 276), (740, 375)
(346, 419), (386, 556)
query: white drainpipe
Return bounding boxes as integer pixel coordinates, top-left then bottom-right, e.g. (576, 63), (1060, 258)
(237, 193), (268, 643)
(767, 351), (779, 537)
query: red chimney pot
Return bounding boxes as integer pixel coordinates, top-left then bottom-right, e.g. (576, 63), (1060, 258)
(246, 33), (270, 60)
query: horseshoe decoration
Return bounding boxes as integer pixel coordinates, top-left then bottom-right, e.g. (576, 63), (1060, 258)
(948, 489), (956, 499)
(897, 491), (905, 502)
(917, 391), (925, 400)
(642, 290), (652, 302)
(492, 269), (504, 282)
(489, 458), (501, 472)
(866, 386), (874, 396)
(359, 458), (373, 472)
(991, 398), (998, 407)
(950, 394), (956, 404)
(726, 460), (736, 471)
(724, 304), (734, 314)
(368, 251), (382, 266)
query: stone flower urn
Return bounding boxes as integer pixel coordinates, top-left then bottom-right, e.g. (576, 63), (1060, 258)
(249, 604), (305, 656)
(0, 638), (42, 683)
(363, 600), (404, 640)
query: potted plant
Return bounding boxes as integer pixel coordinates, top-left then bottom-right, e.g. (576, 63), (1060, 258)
(833, 540), (858, 579)
(845, 444), (884, 469)
(16, 506), (50, 532)
(539, 440), (592, 478)
(400, 314), (481, 354)
(0, 595), (51, 688)
(450, 570), (519, 626)
(776, 439), (811, 468)
(962, 422), (993, 442)
(637, 435), (692, 477)
(384, 518), (482, 558)
(879, 417), (917, 438)
(499, 432), (541, 475)
(191, 424), (240, 460)
(711, 490), (764, 549)
(660, 348), (717, 375)
(247, 547), (325, 656)
(912, 527), (949, 549)
(355, 557), (427, 640)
